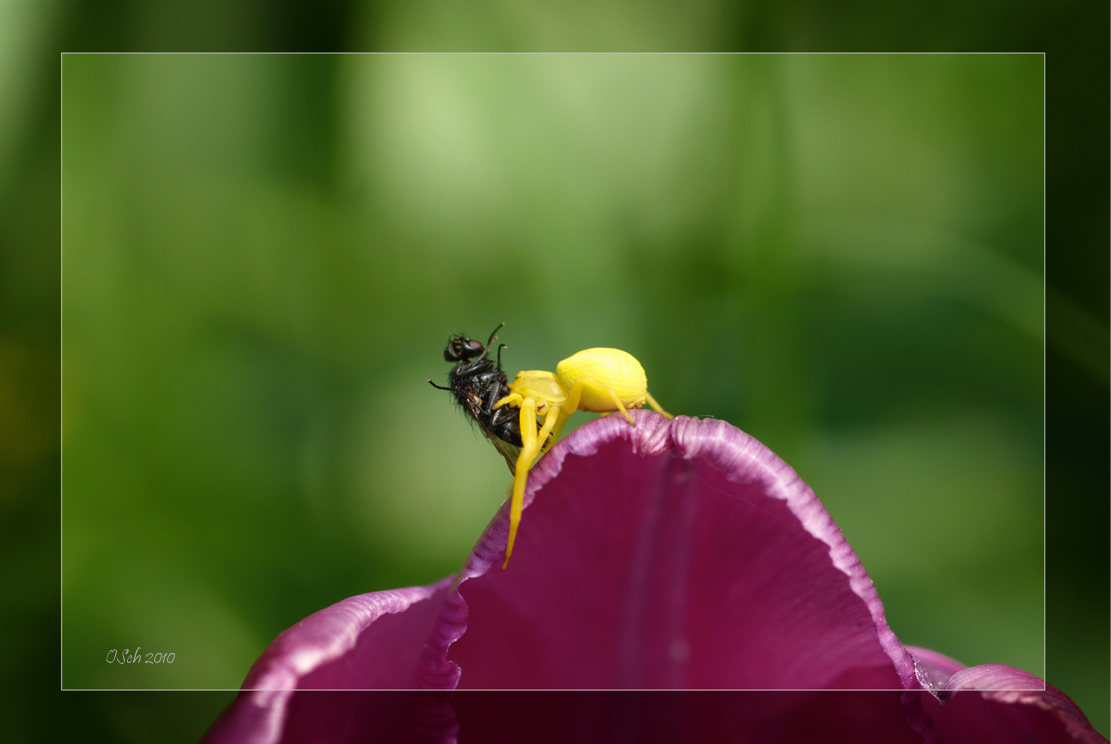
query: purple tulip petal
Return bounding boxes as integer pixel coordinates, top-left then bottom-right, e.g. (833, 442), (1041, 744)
(203, 578), (460, 744)
(445, 413), (911, 688)
(901, 648), (1108, 744)
(917, 668), (1105, 744)
(906, 644), (968, 689)
(242, 578), (458, 690)
(205, 413), (1107, 743)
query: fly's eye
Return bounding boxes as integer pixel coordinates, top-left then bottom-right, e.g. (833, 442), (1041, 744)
(444, 337), (485, 362)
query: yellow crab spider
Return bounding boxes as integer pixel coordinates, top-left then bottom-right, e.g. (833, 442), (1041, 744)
(494, 347), (672, 569)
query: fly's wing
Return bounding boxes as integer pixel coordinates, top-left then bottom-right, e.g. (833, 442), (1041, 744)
(479, 427), (520, 476)
(458, 389), (520, 475)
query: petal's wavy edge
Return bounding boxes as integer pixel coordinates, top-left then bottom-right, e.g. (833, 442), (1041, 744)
(667, 415), (917, 690)
(907, 645), (968, 690)
(202, 577), (458, 744)
(945, 664), (1046, 692)
(904, 651), (1109, 744)
(915, 674), (1107, 744)
(241, 578), (456, 690)
(909, 648), (1045, 699)
(419, 583), (467, 690)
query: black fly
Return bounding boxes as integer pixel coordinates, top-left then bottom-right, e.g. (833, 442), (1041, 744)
(429, 322), (524, 474)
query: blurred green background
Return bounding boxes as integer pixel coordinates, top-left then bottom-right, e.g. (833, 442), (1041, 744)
(3, 1), (1108, 742)
(63, 51), (1046, 682)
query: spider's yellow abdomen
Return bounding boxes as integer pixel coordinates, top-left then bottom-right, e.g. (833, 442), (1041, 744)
(556, 348), (647, 412)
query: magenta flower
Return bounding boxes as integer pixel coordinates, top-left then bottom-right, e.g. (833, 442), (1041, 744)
(203, 414), (1106, 744)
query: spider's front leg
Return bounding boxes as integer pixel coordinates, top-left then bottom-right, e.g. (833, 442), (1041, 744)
(504, 399), (561, 569)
